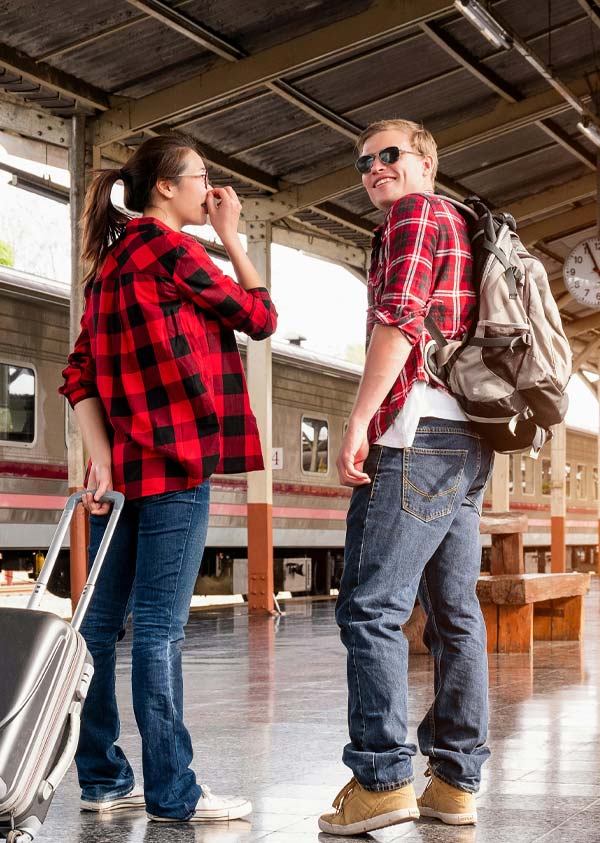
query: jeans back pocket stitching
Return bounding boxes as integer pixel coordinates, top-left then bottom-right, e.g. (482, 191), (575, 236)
(402, 449), (468, 522)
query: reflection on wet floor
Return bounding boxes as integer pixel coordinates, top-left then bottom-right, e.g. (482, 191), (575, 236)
(15, 580), (600, 842)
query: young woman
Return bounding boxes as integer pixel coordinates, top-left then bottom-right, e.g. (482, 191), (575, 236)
(60, 132), (277, 823)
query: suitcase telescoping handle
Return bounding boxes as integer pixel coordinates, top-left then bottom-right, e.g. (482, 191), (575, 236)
(27, 490), (125, 632)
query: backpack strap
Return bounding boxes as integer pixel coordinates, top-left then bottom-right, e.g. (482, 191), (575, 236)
(470, 334), (531, 349)
(424, 313), (447, 348)
(481, 239), (520, 299)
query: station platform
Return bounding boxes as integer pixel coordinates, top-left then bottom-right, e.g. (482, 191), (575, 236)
(28, 579), (600, 843)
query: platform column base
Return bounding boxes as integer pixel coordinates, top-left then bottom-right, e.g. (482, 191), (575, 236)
(247, 502), (274, 614)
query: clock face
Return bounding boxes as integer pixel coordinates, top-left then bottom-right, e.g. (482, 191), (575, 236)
(563, 238), (600, 308)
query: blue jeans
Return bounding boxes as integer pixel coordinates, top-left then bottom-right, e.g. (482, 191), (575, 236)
(337, 419), (493, 793)
(76, 482), (210, 819)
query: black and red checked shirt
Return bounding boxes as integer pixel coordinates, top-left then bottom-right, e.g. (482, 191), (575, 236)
(367, 193), (476, 443)
(60, 217), (277, 499)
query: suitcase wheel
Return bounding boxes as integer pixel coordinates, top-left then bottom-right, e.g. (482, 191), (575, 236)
(6, 831), (33, 842)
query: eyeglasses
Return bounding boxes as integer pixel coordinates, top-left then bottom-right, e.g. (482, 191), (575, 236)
(178, 170), (209, 188)
(355, 146), (422, 174)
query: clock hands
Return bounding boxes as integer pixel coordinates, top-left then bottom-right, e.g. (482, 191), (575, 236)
(584, 241), (600, 276)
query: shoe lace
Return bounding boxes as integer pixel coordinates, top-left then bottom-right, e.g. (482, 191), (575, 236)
(332, 778), (357, 814)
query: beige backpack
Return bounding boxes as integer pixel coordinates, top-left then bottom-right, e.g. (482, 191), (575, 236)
(425, 197), (572, 455)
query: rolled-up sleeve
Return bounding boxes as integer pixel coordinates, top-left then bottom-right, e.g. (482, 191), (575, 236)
(369, 194), (439, 346)
(59, 288), (98, 408)
(175, 238), (277, 340)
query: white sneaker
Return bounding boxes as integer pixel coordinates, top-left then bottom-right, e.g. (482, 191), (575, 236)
(81, 784), (145, 813)
(147, 784), (252, 822)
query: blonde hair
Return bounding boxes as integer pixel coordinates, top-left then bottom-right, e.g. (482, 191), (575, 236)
(357, 119), (438, 183)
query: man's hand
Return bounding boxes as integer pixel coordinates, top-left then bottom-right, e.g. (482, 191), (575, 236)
(336, 422), (371, 487)
(83, 462), (113, 516)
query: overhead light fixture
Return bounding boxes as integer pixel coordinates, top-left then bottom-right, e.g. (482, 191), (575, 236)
(454, 0), (513, 50)
(456, 0), (588, 118)
(577, 120), (600, 149)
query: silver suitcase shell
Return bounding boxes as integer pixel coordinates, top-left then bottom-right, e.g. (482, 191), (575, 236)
(0, 491), (124, 842)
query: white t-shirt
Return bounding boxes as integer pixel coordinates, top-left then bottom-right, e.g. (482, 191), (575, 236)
(376, 382), (467, 449)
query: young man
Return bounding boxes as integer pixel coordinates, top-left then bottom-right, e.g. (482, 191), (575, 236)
(319, 120), (493, 836)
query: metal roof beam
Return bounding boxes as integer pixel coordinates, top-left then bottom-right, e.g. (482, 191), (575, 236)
(0, 41), (111, 111)
(437, 75), (594, 155)
(575, 1), (600, 31)
(129, 0), (364, 140)
(93, 0), (453, 146)
(419, 20), (521, 103)
(242, 165), (596, 229)
(420, 21), (595, 171)
(37, 0), (196, 61)
(519, 204), (596, 247)
(241, 74), (596, 216)
(126, 0), (245, 60)
(182, 9), (587, 152)
(506, 174), (597, 222)
(537, 120), (596, 170)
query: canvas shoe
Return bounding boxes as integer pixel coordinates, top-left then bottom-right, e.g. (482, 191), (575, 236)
(81, 784), (145, 813)
(417, 769), (477, 825)
(147, 784), (252, 822)
(318, 777), (420, 836)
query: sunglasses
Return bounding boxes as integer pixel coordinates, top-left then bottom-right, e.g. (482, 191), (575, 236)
(178, 170), (209, 188)
(355, 146), (422, 174)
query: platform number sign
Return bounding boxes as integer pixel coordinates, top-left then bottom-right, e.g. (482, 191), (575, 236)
(563, 237), (600, 308)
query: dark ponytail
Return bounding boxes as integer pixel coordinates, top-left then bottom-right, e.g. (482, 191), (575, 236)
(80, 131), (204, 283)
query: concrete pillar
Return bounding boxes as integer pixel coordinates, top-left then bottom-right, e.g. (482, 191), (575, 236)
(245, 221), (274, 613)
(67, 114), (89, 612)
(550, 421), (567, 572)
(491, 453), (510, 513)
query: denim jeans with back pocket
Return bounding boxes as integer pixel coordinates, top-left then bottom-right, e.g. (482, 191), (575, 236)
(336, 418), (493, 793)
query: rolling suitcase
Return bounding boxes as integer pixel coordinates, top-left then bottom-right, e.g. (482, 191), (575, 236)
(0, 490), (124, 843)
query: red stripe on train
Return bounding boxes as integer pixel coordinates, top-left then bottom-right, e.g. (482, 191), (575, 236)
(0, 461), (68, 480)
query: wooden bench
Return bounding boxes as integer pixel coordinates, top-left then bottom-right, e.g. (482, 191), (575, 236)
(477, 571), (590, 653)
(405, 512), (591, 655)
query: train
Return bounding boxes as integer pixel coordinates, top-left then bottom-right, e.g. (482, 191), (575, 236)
(0, 266), (597, 598)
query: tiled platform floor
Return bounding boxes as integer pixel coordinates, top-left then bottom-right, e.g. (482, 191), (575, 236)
(19, 579), (600, 843)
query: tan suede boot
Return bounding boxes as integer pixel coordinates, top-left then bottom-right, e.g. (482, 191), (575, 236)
(318, 777), (420, 836)
(417, 770), (477, 825)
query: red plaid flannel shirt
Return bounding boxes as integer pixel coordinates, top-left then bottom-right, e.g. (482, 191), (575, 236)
(60, 217), (277, 499)
(367, 193), (476, 443)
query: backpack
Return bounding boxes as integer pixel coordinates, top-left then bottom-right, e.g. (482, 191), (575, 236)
(424, 196), (572, 455)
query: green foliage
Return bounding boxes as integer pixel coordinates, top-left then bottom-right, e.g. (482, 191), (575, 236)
(0, 240), (15, 267)
(345, 343), (366, 365)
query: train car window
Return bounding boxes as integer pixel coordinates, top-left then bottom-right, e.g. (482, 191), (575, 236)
(565, 463), (571, 498)
(508, 455), (514, 494)
(594, 467), (598, 502)
(576, 464), (587, 500)
(0, 363), (35, 444)
(301, 417), (329, 474)
(519, 455), (534, 495)
(541, 459), (551, 496)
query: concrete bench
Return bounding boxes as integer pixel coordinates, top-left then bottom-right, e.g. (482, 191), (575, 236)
(405, 512), (591, 655)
